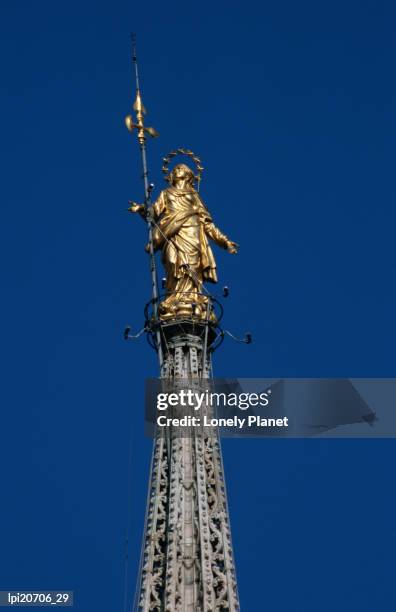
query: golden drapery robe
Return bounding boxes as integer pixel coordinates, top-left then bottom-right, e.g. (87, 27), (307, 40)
(150, 186), (230, 319)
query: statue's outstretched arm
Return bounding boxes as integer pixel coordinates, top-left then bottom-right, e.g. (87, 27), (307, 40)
(204, 220), (238, 254)
(128, 191), (167, 254)
(127, 202), (147, 219)
(127, 191), (166, 221)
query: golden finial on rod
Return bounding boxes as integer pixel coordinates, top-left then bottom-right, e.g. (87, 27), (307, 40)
(125, 35), (159, 144)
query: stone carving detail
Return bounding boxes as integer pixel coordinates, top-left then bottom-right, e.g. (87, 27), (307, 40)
(136, 332), (239, 611)
(138, 436), (169, 610)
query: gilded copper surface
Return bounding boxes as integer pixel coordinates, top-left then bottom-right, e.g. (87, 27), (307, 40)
(129, 164), (238, 321)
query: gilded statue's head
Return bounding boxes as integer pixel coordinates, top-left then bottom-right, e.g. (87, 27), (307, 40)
(170, 163), (195, 187)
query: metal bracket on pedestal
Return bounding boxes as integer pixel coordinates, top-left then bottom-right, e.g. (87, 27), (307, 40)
(208, 328), (252, 353)
(223, 330), (252, 344)
(123, 325), (147, 340)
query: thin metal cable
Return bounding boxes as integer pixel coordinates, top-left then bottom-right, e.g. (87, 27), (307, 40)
(122, 415), (136, 612)
(131, 434), (159, 611)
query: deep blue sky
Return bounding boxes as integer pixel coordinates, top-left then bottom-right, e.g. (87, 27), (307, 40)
(1, 0), (396, 610)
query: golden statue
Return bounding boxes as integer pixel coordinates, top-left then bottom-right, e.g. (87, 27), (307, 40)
(129, 162), (238, 321)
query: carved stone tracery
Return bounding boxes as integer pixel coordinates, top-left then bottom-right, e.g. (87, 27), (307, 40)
(136, 324), (239, 611)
